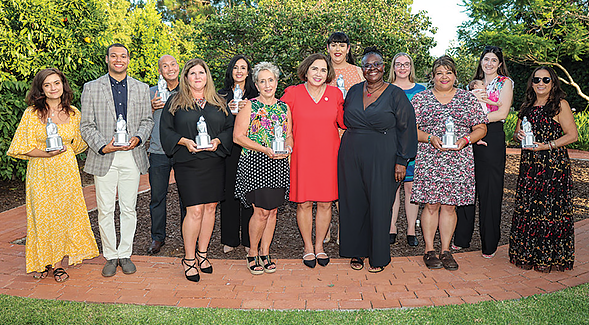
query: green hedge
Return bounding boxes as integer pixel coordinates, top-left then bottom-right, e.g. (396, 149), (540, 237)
(0, 80), (29, 181)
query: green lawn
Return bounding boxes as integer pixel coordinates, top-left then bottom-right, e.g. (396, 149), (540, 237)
(1, 283), (588, 324)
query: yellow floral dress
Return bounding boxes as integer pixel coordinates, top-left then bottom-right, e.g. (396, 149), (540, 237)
(7, 106), (99, 273)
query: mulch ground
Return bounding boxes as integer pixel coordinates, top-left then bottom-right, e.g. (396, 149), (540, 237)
(2, 155), (588, 261)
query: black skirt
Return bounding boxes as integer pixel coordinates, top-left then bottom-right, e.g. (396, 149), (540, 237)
(246, 187), (286, 210)
(174, 157), (225, 206)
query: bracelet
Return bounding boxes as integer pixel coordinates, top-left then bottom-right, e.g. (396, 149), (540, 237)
(551, 140), (557, 149)
(427, 134), (432, 144)
(463, 136), (470, 145)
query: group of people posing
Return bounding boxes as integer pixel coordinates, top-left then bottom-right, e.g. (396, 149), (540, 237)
(8, 32), (578, 284)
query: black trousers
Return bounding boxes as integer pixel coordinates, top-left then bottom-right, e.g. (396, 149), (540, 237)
(338, 130), (399, 268)
(220, 143), (252, 247)
(455, 122), (505, 255)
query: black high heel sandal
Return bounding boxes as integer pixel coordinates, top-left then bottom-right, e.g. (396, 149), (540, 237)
(181, 258), (200, 282)
(259, 255), (276, 273)
(33, 265), (51, 280)
(52, 267), (69, 283)
(196, 250), (213, 274)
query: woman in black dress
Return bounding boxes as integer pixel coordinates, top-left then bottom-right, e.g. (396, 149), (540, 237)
(218, 55), (259, 254)
(510, 67), (578, 273)
(160, 58), (234, 282)
(338, 47), (418, 273)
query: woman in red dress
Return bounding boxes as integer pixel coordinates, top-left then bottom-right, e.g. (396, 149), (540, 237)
(281, 53), (344, 267)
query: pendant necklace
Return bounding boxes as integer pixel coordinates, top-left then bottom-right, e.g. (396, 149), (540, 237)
(366, 82), (385, 97)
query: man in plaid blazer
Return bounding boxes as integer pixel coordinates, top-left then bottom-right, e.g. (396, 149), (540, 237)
(80, 43), (154, 277)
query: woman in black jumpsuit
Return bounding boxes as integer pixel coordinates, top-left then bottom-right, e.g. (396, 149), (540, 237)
(338, 47), (418, 272)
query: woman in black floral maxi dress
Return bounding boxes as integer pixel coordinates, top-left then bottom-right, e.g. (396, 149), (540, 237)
(509, 67), (578, 273)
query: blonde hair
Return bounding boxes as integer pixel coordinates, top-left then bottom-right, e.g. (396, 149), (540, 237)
(388, 52), (417, 84)
(169, 58), (227, 115)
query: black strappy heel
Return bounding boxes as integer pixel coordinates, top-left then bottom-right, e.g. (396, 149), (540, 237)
(181, 258), (200, 282)
(196, 250), (213, 274)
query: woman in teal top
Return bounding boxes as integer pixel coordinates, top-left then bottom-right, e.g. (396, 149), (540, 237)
(387, 52), (425, 247)
(234, 62), (293, 275)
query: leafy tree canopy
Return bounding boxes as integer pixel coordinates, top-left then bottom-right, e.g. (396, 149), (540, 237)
(457, 0), (589, 104)
(189, 0), (436, 92)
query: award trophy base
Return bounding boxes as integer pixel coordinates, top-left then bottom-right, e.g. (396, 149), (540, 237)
(522, 143), (538, 149)
(46, 137), (64, 152)
(272, 141), (288, 155)
(230, 99), (240, 114)
(196, 135), (213, 149)
(442, 135), (458, 149)
(113, 133), (130, 147)
(522, 135), (538, 148)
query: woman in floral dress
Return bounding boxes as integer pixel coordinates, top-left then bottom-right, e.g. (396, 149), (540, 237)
(234, 62), (292, 275)
(8, 68), (99, 282)
(510, 67), (578, 273)
(411, 56), (487, 271)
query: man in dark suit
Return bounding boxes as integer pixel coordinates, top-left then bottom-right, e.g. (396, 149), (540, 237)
(80, 43), (154, 277)
(147, 54), (182, 254)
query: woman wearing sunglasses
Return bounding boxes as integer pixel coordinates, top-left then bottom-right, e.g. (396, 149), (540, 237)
(454, 46), (513, 259)
(509, 67), (577, 273)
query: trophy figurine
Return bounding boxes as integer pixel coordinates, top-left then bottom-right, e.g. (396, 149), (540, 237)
(336, 74), (347, 99)
(195, 116), (213, 149)
(441, 116), (458, 149)
(521, 116), (538, 148)
(271, 121), (288, 154)
(45, 118), (64, 151)
(157, 74), (170, 103)
(113, 114), (130, 146)
(231, 84), (244, 114)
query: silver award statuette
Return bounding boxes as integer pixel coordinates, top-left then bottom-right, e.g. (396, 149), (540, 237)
(521, 116), (538, 148)
(271, 121), (288, 154)
(441, 116), (458, 149)
(336, 74), (347, 99)
(113, 114), (130, 146)
(195, 116), (213, 149)
(45, 118), (64, 151)
(231, 84), (244, 114)
(157, 75), (170, 103)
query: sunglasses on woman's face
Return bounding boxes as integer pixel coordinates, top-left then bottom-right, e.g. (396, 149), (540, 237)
(532, 77), (551, 84)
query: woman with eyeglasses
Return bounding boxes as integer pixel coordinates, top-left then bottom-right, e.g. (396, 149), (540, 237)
(387, 52), (426, 247)
(509, 67), (577, 273)
(338, 47), (418, 273)
(454, 46), (513, 259)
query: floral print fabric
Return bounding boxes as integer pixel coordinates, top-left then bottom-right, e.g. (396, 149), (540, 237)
(410, 89), (488, 206)
(509, 106), (574, 271)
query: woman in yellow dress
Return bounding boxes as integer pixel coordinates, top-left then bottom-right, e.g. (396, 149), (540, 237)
(7, 68), (99, 282)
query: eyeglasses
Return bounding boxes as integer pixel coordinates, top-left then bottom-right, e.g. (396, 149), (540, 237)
(394, 62), (411, 69)
(532, 77), (551, 84)
(362, 62), (384, 70)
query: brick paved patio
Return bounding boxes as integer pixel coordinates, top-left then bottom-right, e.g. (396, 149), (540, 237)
(0, 149), (587, 310)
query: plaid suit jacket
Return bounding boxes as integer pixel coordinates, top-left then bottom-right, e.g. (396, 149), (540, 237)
(80, 74), (154, 177)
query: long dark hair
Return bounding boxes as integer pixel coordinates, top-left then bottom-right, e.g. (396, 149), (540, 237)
(473, 46), (510, 80)
(26, 68), (74, 120)
(327, 32), (356, 65)
(222, 54), (257, 97)
(519, 66), (566, 119)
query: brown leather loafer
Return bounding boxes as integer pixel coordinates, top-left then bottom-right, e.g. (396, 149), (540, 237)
(439, 251), (459, 271)
(147, 240), (164, 255)
(423, 251), (443, 269)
